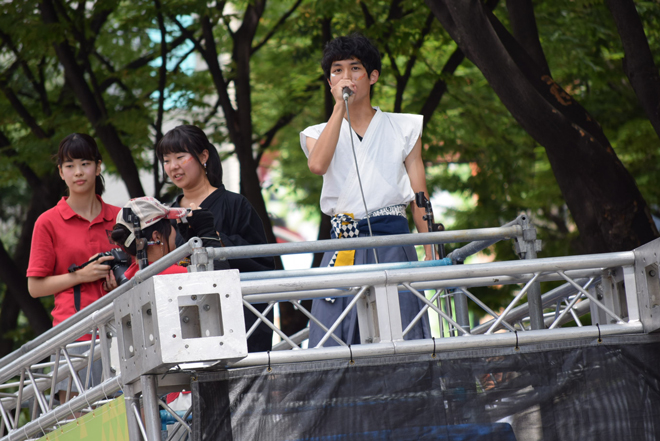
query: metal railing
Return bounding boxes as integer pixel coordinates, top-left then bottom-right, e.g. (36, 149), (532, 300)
(1, 214), (657, 441)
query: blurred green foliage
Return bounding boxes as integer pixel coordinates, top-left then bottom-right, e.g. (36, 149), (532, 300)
(0, 0), (659, 343)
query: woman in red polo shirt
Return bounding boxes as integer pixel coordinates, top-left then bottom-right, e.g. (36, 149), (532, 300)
(27, 133), (121, 402)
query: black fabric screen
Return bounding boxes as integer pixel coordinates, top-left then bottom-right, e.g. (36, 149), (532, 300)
(192, 334), (660, 440)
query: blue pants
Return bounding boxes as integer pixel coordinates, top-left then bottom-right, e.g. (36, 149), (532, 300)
(308, 215), (432, 347)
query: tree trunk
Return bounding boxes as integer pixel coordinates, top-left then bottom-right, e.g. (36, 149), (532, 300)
(233, 2), (284, 269)
(605, 0), (660, 139)
(0, 135), (61, 339)
(0, 171), (64, 338)
(0, 294), (20, 358)
(0, 237), (51, 337)
(426, 0), (658, 253)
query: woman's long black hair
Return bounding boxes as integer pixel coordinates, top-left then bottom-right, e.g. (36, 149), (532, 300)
(57, 133), (105, 195)
(155, 125), (223, 188)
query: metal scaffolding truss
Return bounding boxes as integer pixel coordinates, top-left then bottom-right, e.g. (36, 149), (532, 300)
(1, 214), (659, 441)
(229, 248), (642, 366)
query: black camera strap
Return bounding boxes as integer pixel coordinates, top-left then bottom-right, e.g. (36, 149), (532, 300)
(68, 258), (92, 312)
(74, 285), (81, 312)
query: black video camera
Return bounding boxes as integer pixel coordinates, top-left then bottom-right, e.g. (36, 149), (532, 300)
(97, 248), (130, 286)
(68, 248), (130, 286)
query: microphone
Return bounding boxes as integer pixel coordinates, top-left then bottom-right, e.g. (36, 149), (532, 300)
(342, 87), (353, 101)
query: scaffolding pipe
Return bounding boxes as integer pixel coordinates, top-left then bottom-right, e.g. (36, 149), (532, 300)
(406, 270), (602, 295)
(239, 252), (634, 296)
(141, 375), (162, 441)
(239, 258), (453, 281)
(227, 322), (643, 368)
(208, 227), (522, 261)
(447, 214), (527, 263)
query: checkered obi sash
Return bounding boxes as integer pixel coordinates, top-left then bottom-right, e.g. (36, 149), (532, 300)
(328, 204), (408, 267)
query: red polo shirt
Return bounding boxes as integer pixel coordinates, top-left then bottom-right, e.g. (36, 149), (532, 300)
(27, 197), (121, 329)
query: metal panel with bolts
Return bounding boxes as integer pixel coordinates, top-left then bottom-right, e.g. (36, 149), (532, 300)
(634, 238), (660, 333)
(115, 270), (247, 384)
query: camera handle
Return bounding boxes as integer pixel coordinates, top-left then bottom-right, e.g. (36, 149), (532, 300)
(414, 192), (445, 260)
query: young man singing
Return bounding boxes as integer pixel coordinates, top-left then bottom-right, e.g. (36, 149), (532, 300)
(300, 34), (433, 347)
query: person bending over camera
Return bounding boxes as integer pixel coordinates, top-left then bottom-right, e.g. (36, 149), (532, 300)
(110, 197), (227, 278)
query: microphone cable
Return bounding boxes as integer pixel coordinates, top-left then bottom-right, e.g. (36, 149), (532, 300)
(343, 88), (379, 264)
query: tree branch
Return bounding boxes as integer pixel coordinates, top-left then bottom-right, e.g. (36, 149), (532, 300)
(359, 2), (376, 28)
(393, 12), (435, 112)
(0, 30), (51, 116)
(252, 0), (304, 55)
(53, 0), (109, 118)
(97, 33), (189, 92)
(89, 4), (114, 37)
(0, 67), (52, 139)
(0, 130), (41, 189)
(419, 0), (499, 126)
(419, 46), (465, 128)
(191, 14), (239, 142)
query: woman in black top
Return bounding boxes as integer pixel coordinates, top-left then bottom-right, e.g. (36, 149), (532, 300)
(156, 125), (274, 352)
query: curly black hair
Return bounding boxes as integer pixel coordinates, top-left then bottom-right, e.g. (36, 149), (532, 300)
(321, 33), (381, 80)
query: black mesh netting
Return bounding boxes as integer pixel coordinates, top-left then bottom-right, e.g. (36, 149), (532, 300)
(192, 334), (660, 441)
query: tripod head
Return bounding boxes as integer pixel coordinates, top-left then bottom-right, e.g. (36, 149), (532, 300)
(122, 207), (148, 270)
(414, 192), (445, 259)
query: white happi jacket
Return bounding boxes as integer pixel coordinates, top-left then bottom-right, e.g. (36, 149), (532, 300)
(300, 107), (423, 220)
